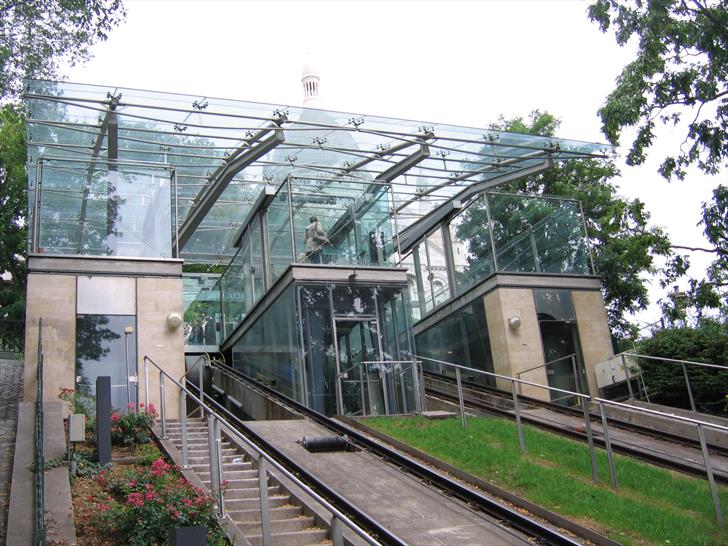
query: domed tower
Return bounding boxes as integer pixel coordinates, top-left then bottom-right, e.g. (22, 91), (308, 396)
(301, 60), (321, 107)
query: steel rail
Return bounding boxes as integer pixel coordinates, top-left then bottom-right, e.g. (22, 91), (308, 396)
(209, 362), (584, 546)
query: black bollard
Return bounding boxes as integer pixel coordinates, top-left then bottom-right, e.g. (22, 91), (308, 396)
(169, 526), (207, 546)
(96, 376), (112, 465)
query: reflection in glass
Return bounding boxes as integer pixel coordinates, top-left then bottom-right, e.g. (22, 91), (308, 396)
(183, 273), (222, 346)
(76, 314), (137, 412)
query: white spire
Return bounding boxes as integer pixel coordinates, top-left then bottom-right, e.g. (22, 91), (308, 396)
(301, 54), (321, 107)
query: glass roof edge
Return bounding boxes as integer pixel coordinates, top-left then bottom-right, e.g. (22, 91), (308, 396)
(24, 79), (614, 153)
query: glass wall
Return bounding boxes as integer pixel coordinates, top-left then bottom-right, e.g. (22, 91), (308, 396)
(415, 298), (495, 386)
(36, 160), (172, 258)
(407, 192), (591, 324)
(231, 286), (302, 402)
(288, 177), (394, 267)
(266, 182), (294, 284)
(183, 273), (222, 347)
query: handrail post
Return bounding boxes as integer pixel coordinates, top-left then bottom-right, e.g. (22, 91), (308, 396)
(570, 355), (581, 395)
(159, 371), (167, 439)
(214, 418), (226, 518)
(697, 423), (724, 526)
(418, 360), (427, 412)
(581, 397), (599, 483)
(621, 353), (634, 399)
(179, 391), (189, 469)
(144, 357), (150, 414)
(257, 455), (272, 546)
(207, 414), (220, 508)
(681, 362), (697, 413)
(411, 357), (422, 413)
(330, 515), (344, 546)
(455, 367), (467, 429)
(511, 380), (526, 452)
(598, 401), (618, 489)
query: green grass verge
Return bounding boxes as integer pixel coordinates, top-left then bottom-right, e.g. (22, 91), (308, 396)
(365, 415), (728, 546)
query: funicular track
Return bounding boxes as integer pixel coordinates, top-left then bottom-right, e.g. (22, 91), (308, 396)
(206, 362), (619, 546)
(424, 371), (728, 484)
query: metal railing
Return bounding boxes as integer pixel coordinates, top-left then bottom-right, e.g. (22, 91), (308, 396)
(34, 318), (46, 545)
(415, 353), (726, 526)
(143, 355), (401, 545)
(516, 353), (584, 403)
(616, 352), (728, 413)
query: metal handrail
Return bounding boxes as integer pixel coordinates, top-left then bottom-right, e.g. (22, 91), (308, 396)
(415, 352), (726, 525)
(35, 318), (46, 545)
(143, 355), (400, 545)
(178, 353), (208, 383)
(517, 353), (577, 377)
(621, 352), (728, 371)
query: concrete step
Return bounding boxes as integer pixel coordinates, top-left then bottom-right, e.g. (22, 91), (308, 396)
(201, 484), (279, 499)
(237, 515), (316, 535)
(194, 469), (259, 481)
(223, 495), (294, 512)
(188, 454), (248, 465)
(226, 505), (303, 523)
(247, 529), (329, 546)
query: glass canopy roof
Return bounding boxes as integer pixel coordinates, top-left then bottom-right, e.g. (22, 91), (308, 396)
(25, 80), (612, 264)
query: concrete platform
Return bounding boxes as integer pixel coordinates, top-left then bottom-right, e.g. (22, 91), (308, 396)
(245, 419), (532, 546)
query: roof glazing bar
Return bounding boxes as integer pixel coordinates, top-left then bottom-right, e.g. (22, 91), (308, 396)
(375, 142), (430, 183)
(175, 124), (285, 252)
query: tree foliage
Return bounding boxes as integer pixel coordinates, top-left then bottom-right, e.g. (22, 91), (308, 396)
(0, 0), (126, 99)
(487, 111), (674, 334)
(637, 319), (728, 416)
(0, 104), (26, 330)
(588, 0), (728, 180)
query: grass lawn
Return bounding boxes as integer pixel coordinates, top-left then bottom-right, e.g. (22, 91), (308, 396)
(365, 415), (728, 546)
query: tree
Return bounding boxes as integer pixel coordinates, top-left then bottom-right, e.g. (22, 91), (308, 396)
(588, 0), (728, 180)
(636, 319), (728, 416)
(461, 111), (675, 334)
(0, 0), (126, 99)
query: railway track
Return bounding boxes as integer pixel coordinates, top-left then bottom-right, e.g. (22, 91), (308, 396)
(207, 362), (619, 546)
(424, 371), (728, 484)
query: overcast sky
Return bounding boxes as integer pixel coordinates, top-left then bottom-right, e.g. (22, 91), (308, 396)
(62, 0), (721, 328)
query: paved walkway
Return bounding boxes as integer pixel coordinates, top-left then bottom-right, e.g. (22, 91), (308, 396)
(0, 357), (24, 546)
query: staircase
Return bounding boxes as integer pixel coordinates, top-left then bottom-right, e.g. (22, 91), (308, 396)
(164, 418), (330, 546)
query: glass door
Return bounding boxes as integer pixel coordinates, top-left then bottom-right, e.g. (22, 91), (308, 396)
(333, 317), (385, 415)
(76, 314), (137, 412)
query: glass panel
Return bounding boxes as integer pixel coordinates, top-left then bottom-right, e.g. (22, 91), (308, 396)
(401, 253), (422, 323)
(332, 285), (375, 317)
(426, 229), (450, 306)
(289, 177), (394, 266)
(534, 288), (576, 321)
(415, 298), (494, 387)
(231, 286), (302, 402)
(76, 314), (137, 412)
(250, 216), (265, 304)
(486, 193), (589, 275)
(183, 273), (222, 346)
(266, 181), (293, 283)
(221, 247), (246, 338)
(416, 243), (434, 312)
(38, 161), (172, 257)
(449, 196), (495, 293)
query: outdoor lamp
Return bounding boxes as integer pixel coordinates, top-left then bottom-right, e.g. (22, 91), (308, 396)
(166, 312), (183, 329)
(508, 316), (522, 331)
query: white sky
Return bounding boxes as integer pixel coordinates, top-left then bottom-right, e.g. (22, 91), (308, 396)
(62, 0), (723, 329)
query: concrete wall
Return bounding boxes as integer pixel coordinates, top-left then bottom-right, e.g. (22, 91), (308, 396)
(24, 255), (185, 418)
(573, 290), (614, 396)
(24, 274), (76, 406)
(484, 288), (548, 400)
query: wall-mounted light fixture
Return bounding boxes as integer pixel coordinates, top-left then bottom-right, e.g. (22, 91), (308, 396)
(167, 312), (183, 329)
(508, 316), (522, 331)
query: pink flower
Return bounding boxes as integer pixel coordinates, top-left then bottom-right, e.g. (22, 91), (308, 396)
(144, 490), (156, 501)
(129, 480), (137, 488)
(111, 413), (121, 423)
(167, 505), (181, 519)
(139, 402), (145, 408)
(126, 492), (144, 507)
(150, 458), (171, 477)
(182, 498), (192, 507)
(97, 503), (111, 512)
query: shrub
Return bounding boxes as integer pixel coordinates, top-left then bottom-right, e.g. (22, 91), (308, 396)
(94, 458), (226, 546)
(110, 403), (158, 447)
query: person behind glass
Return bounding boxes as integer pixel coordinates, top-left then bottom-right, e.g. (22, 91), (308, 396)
(304, 215), (329, 264)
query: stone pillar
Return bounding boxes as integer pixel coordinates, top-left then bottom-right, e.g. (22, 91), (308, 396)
(484, 288), (549, 400)
(572, 290), (614, 397)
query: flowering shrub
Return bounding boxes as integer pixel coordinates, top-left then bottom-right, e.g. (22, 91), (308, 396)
(58, 387), (96, 434)
(94, 457), (226, 545)
(110, 403), (158, 447)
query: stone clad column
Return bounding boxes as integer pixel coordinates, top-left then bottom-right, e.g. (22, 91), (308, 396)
(484, 287), (549, 400)
(572, 290), (614, 397)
